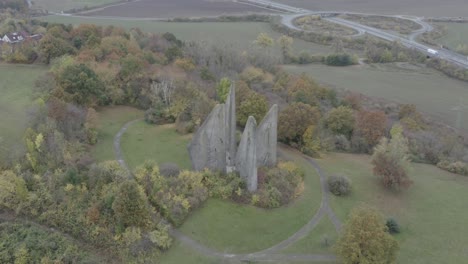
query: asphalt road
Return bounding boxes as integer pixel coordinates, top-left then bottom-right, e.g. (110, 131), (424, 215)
(241, 0), (468, 69)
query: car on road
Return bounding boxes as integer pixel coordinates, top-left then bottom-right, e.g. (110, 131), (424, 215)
(427, 48), (439, 55)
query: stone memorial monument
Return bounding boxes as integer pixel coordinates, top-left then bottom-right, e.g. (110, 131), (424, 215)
(188, 83), (278, 192)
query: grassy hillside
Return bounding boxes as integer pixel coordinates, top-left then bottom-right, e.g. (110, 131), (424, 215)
(40, 17), (334, 55)
(120, 121), (192, 170)
(0, 64), (48, 162)
(32, 0), (120, 12)
(317, 153), (468, 264)
(281, 217), (337, 255)
(435, 22), (468, 50)
(92, 106), (143, 162)
(284, 63), (468, 131)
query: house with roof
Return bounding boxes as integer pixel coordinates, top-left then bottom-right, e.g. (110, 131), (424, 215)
(1, 32), (42, 45)
(2, 32), (26, 43)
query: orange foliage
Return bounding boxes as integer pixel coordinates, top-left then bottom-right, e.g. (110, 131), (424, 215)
(86, 205), (100, 224)
(355, 110), (387, 146)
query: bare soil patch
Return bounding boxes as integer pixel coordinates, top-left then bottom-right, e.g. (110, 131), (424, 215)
(340, 14), (421, 35)
(294, 15), (357, 37)
(84, 0), (270, 18)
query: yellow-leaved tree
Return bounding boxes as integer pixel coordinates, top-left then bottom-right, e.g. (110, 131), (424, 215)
(335, 206), (399, 264)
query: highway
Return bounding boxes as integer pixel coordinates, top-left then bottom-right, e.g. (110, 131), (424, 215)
(238, 0), (468, 69)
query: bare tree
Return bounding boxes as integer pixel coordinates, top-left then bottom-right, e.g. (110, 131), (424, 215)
(151, 79), (175, 106)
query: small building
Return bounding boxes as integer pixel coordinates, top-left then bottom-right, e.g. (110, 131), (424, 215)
(2, 32), (25, 43)
(1, 32), (42, 45)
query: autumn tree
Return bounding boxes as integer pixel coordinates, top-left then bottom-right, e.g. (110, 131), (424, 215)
(235, 80), (252, 108)
(287, 74), (328, 106)
(70, 24), (102, 49)
(99, 36), (141, 61)
(279, 102), (321, 144)
(38, 34), (75, 64)
(372, 125), (412, 191)
(301, 125), (321, 157)
(240, 66), (265, 85)
(112, 180), (151, 228)
(398, 104), (425, 131)
(335, 206), (399, 264)
(133, 160), (163, 203)
(56, 63), (106, 106)
(237, 92), (268, 126)
(277, 35), (293, 62)
(354, 110), (387, 147)
(85, 108), (99, 144)
(325, 106), (355, 138)
(254, 33), (274, 49)
(0, 170), (28, 212)
(216, 78), (231, 103)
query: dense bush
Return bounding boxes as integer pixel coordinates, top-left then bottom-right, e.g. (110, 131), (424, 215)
(301, 125), (322, 157)
(289, 51), (324, 64)
(437, 160), (468, 176)
(336, 206), (399, 264)
(386, 218), (401, 234)
(159, 163), (180, 177)
(324, 53), (357, 66)
(237, 92), (268, 126)
(279, 102), (321, 144)
(133, 162), (208, 226)
(327, 175), (352, 196)
(0, 222), (88, 264)
(55, 63), (107, 106)
(254, 162), (305, 208)
(202, 170), (245, 200)
(372, 126), (412, 191)
(325, 106), (355, 138)
(427, 58), (468, 82)
(112, 180), (152, 229)
(144, 104), (173, 125)
(200, 162), (305, 209)
(352, 110), (387, 152)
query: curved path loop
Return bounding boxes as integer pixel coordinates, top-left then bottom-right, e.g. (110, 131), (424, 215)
(114, 118), (143, 175)
(114, 119), (342, 262)
(281, 13), (365, 38)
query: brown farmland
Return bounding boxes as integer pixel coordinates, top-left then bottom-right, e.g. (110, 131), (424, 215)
(85, 0), (270, 18)
(276, 0), (468, 17)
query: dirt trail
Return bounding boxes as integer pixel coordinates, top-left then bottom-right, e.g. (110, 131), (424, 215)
(113, 119), (342, 262)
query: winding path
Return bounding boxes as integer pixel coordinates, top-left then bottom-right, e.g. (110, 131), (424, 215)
(113, 118), (143, 174)
(114, 119), (342, 262)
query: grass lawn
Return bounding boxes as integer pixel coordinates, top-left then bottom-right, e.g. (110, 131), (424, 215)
(281, 217), (338, 255)
(32, 0), (120, 12)
(120, 121), (192, 169)
(435, 22), (468, 50)
(92, 106), (143, 162)
(39, 17), (334, 56)
(95, 106), (326, 257)
(0, 64), (48, 161)
(177, 147), (322, 253)
(159, 241), (218, 264)
(92, 106), (327, 259)
(316, 153), (468, 264)
(160, 241), (336, 264)
(284, 63), (468, 131)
